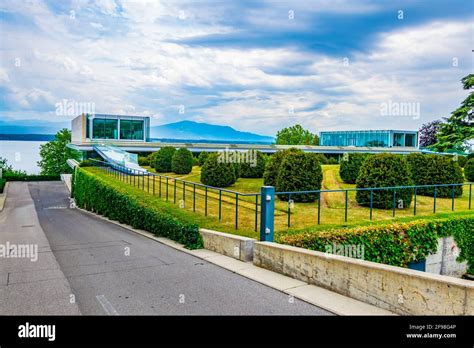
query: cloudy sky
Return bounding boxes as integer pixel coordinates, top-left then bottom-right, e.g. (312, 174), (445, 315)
(0, 0), (472, 136)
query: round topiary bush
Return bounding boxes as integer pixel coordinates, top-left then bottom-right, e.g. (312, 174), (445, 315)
(263, 148), (302, 187)
(356, 154), (413, 209)
(198, 152), (210, 166)
(147, 151), (159, 169)
(239, 150), (266, 178)
(138, 156), (149, 166)
(465, 158), (474, 182)
(200, 153), (237, 187)
(339, 153), (370, 184)
(457, 155), (467, 168)
(276, 151), (323, 202)
(171, 148), (193, 174)
(154, 147), (176, 172)
(406, 153), (464, 197)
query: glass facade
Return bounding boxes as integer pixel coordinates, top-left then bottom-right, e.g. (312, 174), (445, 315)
(320, 130), (418, 148)
(120, 120), (144, 140)
(320, 131), (390, 147)
(92, 118), (118, 139)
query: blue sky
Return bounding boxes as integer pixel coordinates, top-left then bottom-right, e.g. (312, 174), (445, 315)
(0, 0), (472, 136)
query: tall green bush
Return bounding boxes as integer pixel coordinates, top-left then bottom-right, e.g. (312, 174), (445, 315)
(200, 153), (237, 187)
(465, 158), (474, 182)
(198, 152), (210, 166)
(239, 150), (266, 178)
(147, 152), (159, 169)
(73, 168), (202, 249)
(263, 148), (302, 187)
(406, 153), (464, 197)
(171, 148), (193, 174)
(154, 147), (176, 172)
(339, 153), (370, 184)
(356, 154), (413, 209)
(276, 151), (323, 202)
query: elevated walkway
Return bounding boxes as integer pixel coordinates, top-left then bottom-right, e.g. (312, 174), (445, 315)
(93, 144), (148, 175)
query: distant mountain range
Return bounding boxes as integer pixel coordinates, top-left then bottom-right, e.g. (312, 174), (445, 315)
(151, 121), (274, 143)
(0, 118), (274, 143)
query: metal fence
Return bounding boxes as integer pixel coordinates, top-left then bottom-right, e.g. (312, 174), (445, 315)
(87, 160), (473, 241)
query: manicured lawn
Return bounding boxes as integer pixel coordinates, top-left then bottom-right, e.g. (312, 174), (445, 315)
(89, 165), (474, 239)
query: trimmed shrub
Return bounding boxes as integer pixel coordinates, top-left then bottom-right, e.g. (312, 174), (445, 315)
(154, 147), (176, 172)
(239, 150), (266, 178)
(0, 178), (6, 193)
(406, 153), (464, 197)
(457, 156), (467, 168)
(356, 154), (413, 209)
(73, 168), (202, 249)
(147, 152), (158, 169)
(138, 156), (149, 166)
(339, 153), (370, 184)
(79, 159), (97, 167)
(200, 153), (237, 187)
(277, 217), (474, 271)
(263, 148), (302, 187)
(192, 157), (199, 166)
(171, 148), (193, 174)
(198, 152), (210, 166)
(465, 158), (474, 182)
(276, 151), (323, 202)
(3, 173), (60, 181)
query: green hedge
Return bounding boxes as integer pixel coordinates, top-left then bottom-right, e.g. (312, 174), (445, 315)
(0, 178), (6, 193)
(278, 217), (474, 272)
(263, 148), (302, 187)
(154, 147), (176, 172)
(79, 159), (98, 167)
(200, 153), (236, 187)
(407, 153), (464, 197)
(198, 152), (210, 166)
(171, 148), (193, 174)
(73, 169), (202, 249)
(3, 173), (60, 181)
(339, 153), (370, 184)
(356, 154), (413, 209)
(465, 158), (474, 182)
(138, 156), (150, 166)
(239, 150), (266, 178)
(276, 151), (323, 202)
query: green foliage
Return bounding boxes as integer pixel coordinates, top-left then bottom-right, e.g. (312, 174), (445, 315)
(138, 156), (150, 166)
(147, 152), (158, 169)
(0, 157), (13, 174)
(73, 168), (202, 249)
(154, 147), (176, 172)
(198, 152), (210, 166)
(79, 159), (98, 167)
(276, 124), (319, 145)
(263, 148), (302, 186)
(239, 151), (266, 178)
(200, 153), (237, 187)
(276, 151), (323, 202)
(356, 154), (413, 209)
(192, 156), (199, 166)
(171, 148), (193, 174)
(278, 218), (473, 271)
(339, 153), (370, 184)
(431, 74), (474, 152)
(406, 154), (464, 197)
(465, 158), (474, 182)
(457, 155), (467, 168)
(38, 129), (78, 175)
(0, 178), (6, 193)
(3, 173), (60, 181)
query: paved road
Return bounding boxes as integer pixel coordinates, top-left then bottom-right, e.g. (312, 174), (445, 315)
(1, 181), (331, 315)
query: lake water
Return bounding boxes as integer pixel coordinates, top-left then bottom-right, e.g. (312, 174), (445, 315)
(0, 141), (47, 174)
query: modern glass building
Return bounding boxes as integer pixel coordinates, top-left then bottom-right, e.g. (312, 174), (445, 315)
(71, 114), (150, 143)
(319, 130), (418, 148)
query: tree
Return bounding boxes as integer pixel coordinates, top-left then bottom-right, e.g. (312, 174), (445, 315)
(154, 147), (176, 172)
(275, 124), (319, 145)
(38, 129), (77, 175)
(418, 120), (442, 148)
(431, 74), (474, 152)
(171, 148), (193, 174)
(200, 153), (236, 187)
